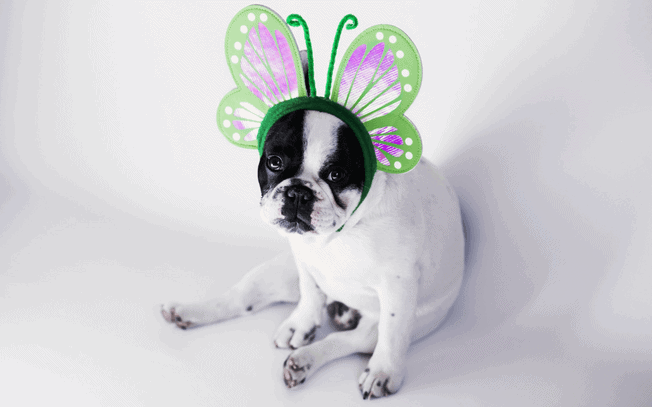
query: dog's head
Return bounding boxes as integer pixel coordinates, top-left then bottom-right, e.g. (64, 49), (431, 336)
(258, 109), (365, 236)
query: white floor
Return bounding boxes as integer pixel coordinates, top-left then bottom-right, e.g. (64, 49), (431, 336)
(2, 1), (652, 406)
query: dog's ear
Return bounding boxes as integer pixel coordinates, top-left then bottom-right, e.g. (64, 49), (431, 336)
(299, 50), (310, 96)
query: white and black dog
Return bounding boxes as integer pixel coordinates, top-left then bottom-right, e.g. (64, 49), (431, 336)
(162, 55), (465, 399)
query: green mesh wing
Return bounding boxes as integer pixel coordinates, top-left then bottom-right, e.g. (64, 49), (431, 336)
(331, 25), (423, 173)
(217, 5), (308, 149)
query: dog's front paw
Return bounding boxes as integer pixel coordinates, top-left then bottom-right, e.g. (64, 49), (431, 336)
(161, 302), (198, 330)
(282, 348), (316, 388)
(274, 317), (318, 349)
(358, 359), (405, 399)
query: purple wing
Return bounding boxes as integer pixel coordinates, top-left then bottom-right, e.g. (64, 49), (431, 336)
(335, 43), (402, 123)
(361, 99), (401, 123)
(258, 24), (289, 101)
(369, 126), (404, 166)
(276, 30), (299, 98)
(239, 22), (302, 106)
(243, 27), (281, 104)
(345, 43), (385, 109)
(244, 129), (258, 141)
(374, 149), (390, 166)
(337, 45), (367, 105)
(239, 73), (272, 107)
(232, 102), (263, 142)
(354, 49), (399, 114)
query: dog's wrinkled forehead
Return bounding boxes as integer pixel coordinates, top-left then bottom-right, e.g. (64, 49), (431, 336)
(257, 109), (365, 196)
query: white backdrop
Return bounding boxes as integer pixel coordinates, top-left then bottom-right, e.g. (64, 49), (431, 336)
(1, 0), (651, 405)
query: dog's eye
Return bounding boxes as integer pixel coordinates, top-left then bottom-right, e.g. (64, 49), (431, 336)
(327, 168), (347, 183)
(267, 155), (283, 172)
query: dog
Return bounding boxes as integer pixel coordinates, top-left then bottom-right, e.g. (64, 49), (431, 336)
(162, 53), (465, 399)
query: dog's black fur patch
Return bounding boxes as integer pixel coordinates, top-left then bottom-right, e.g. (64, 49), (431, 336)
(303, 326), (317, 342)
(327, 301), (362, 331)
(319, 123), (365, 210)
(258, 110), (306, 197)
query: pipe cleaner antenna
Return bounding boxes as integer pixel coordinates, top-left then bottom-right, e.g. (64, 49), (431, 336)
(286, 14), (316, 97)
(325, 14), (358, 99)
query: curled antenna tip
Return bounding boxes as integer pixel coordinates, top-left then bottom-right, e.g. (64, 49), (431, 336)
(286, 14), (302, 26)
(323, 13), (359, 99)
(344, 15), (358, 30)
(285, 13), (315, 96)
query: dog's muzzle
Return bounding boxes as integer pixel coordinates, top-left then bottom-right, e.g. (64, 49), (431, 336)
(277, 185), (315, 233)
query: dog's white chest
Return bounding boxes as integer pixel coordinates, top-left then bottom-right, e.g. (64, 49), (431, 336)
(289, 235), (383, 313)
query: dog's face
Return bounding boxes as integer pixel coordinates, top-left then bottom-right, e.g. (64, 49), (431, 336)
(258, 110), (365, 235)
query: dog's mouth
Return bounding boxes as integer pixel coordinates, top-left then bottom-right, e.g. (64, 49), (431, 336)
(274, 217), (314, 234)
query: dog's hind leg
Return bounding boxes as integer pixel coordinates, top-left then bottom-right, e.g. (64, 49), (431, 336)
(282, 312), (379, 388)
(161, 252), (299, 329)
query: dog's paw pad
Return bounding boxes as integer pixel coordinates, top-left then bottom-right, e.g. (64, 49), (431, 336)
(274, 320), (318, 349)
(358, 365), (403, 399)
(282, 351), (315, 388)
(161, 303), (194, 329)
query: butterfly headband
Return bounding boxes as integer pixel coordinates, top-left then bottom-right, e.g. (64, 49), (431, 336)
(217, 5), (423, 210)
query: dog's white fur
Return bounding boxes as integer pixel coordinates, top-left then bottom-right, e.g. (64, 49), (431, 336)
(162, 111), (465, 398)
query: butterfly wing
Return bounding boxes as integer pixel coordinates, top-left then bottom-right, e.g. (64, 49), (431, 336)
(217, 89), (266, 148)
(331, 25), (423, 173)
(217, 5), (308, 149)
(366, 116), (422, 173)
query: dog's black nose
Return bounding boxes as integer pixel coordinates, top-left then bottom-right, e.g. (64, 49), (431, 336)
(285, 185), (314, 204)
